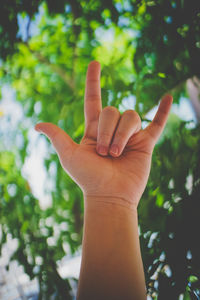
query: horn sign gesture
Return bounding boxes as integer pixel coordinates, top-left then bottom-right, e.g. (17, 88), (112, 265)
(35, 61), (173, 300)
(35, 61), (173, 209)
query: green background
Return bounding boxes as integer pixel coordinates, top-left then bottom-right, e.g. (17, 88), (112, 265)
(0, 0), (200, 299)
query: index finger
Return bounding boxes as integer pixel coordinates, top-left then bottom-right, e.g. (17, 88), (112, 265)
(84, 61), (102, 140)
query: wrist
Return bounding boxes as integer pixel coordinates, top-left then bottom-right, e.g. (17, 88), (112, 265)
(83, 194), (138, 215)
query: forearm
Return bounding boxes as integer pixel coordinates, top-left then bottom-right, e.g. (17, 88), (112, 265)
(77, 196), (146, 300)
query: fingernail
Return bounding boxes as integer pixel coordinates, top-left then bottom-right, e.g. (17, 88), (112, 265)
(97, 145), (108, 155)
(110, 144), (119, 155)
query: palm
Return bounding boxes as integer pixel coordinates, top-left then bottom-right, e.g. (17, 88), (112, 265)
(35, 61), (172, 208)
(64, 130), (155, 206)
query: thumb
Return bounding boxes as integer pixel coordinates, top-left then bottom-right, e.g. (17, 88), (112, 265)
(35, 122), (77, 170)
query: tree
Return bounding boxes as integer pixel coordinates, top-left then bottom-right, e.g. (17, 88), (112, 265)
(1, 0), (200, 117)
(0, 151), (74, 299)
(0, 0), (200, 298)
(140, 118), (200, 299)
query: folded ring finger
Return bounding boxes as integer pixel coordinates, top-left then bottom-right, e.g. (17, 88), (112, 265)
(109, 110), (141, 157)
(97, 106), (120, 156)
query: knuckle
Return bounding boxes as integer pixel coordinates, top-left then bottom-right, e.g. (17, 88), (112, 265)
(123, 109), (138, 118)
(101, 132), (111, 138)
(98, 132), (112, 144)
(51, 127), (60, 141)
(86, 95), (101, 102)
(112, 132), (124, 146)
(123, 110), (141, 126)
(115, 131), (124, 139)
(103, 106), (119, 115)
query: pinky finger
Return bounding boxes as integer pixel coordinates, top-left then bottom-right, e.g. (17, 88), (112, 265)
(144, 94), (173, 143)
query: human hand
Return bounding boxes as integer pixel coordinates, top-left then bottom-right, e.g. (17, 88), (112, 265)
(35, 61), (172, 209)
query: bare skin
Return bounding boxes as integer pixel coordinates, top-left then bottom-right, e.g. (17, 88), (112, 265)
(35, 61), (173, 299)
(35, 61), (172, 208)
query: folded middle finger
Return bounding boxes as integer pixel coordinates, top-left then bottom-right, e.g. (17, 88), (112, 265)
(109, 110), (141, 157)
(96, 106), (120, 156)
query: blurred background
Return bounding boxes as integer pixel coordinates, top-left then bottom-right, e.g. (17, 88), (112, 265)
(0, 0), (200, 299)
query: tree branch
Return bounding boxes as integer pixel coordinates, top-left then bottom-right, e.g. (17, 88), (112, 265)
(23, 42), (75, 90)
(33, 52), (75, 90)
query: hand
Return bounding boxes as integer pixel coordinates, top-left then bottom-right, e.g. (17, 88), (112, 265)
(35, 61), (172, 209)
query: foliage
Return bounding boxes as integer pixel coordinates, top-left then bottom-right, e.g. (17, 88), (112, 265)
(0, 151), (74, 299)
(0, 0), (200, 299)
(132, 0), (200, 110)
(0, 0), (118, 59)
(139, 119), (200, 299)
(1, 0), (200, 108)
